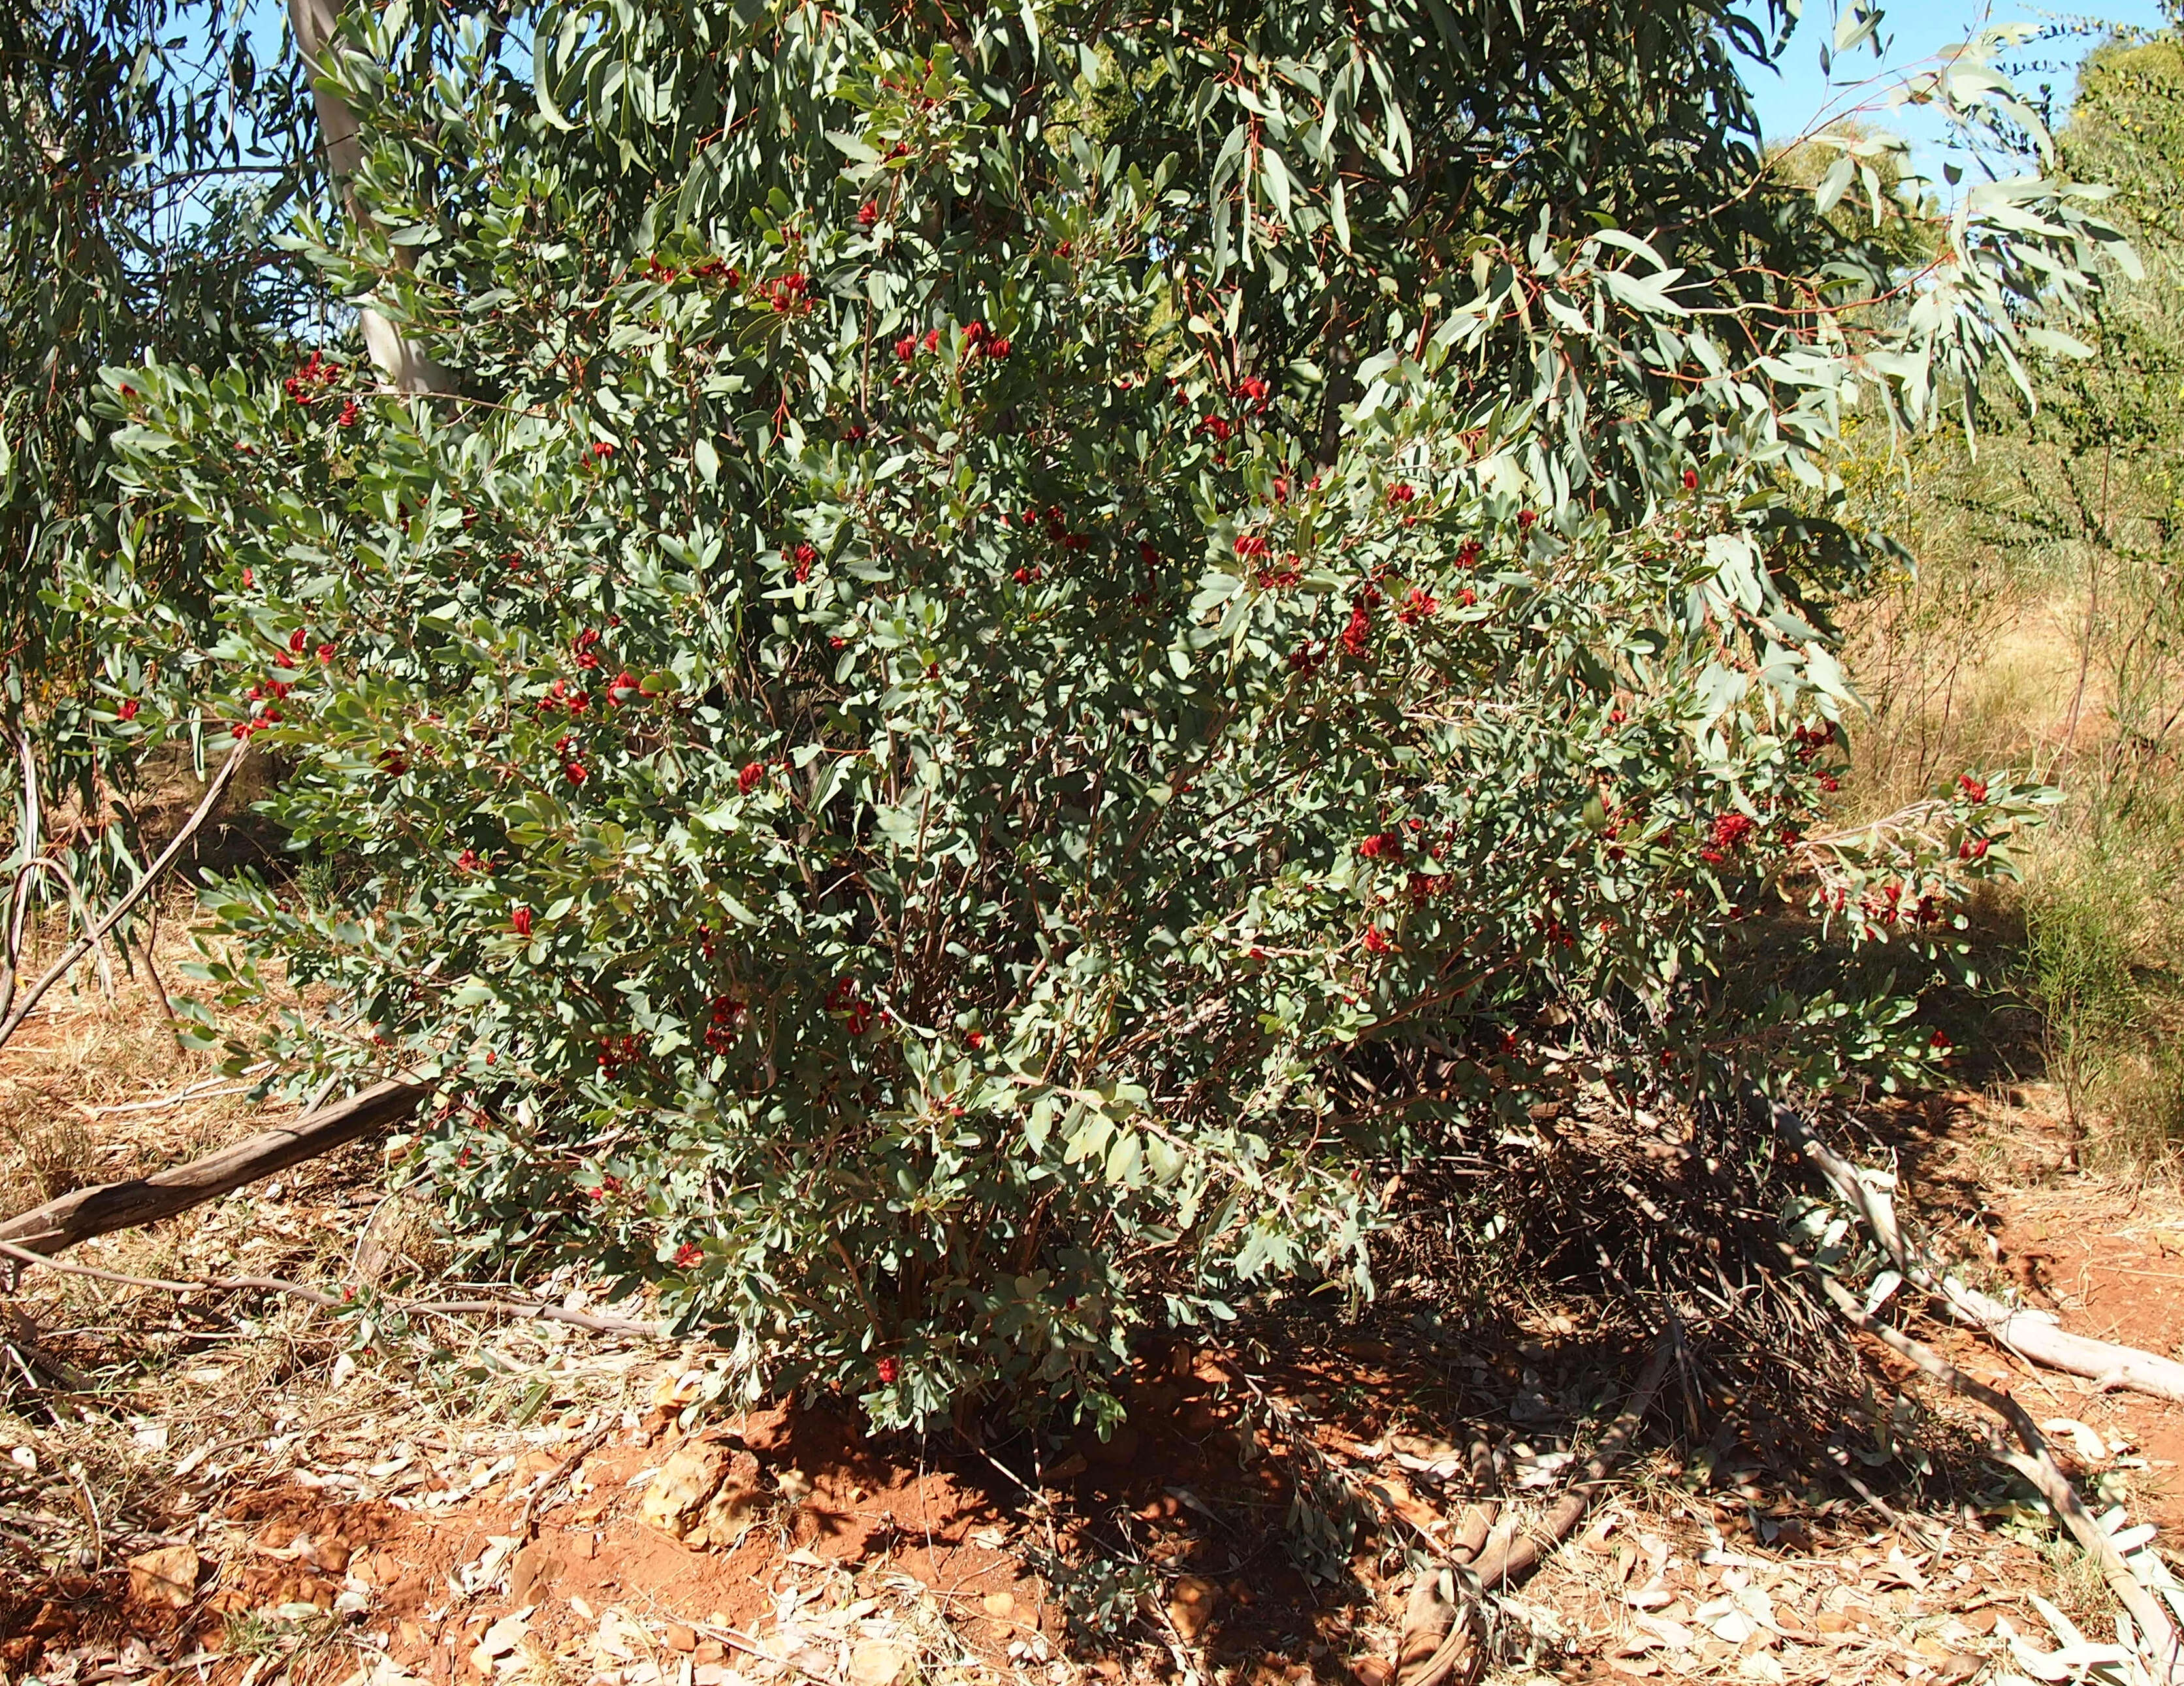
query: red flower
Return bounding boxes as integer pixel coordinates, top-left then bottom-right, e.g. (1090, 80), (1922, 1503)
(674, 1241), (704, 1269)
(739, 761), (766, 795)
(1139, 541), (1159, 569)
(1960, 837), (1988, 861)
(1958, 774), (1989, 804)
(922, 328), (940, 353)
(117, 698), (139, 722)
(1340, 599), (1373, 659)
(1235, 534), (1270, 558)
(511, 906), (533, 936)
(1233, 375), (1268, 409)
(1929, 1029), (1952, 1052)
(986, 336), (1012, 359)
(376, 746), (407, 773)
(608, 670), (639, 706)
(1456, 539), (1483, 569)
(564, 761), (587, 785)
(876, 1356), (900, 1384)
(857, 200), (878, 227)
(590, 441), (615, 460)
(457, 848), (481, 872)
(1358, 831), (1404, 860)
(1387, 483), (1415, 506)
(965, 1030), (984, 1048)
(794, 542), (817, 582)
(1362, 927), (1393, 955)
(337, 399), (360, 429)
(1682, 468), (1698, 490)
(1517, 509), (1537, 530)
(895, 335), (916, 362)
(289, 628), (309, 654)
(1396, 588), (1437, 626)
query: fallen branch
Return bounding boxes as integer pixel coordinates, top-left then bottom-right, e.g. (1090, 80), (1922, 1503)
(0, 1076), (430, 1255)
(0, 1237), (668, 1339)
(1392, 1339), (1672, 1686)
(1805, 1256), (2183, 1683)
(1769, 1095), (2184, 1405)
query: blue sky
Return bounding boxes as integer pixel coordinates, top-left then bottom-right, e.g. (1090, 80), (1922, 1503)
(1742, 1), (2172, 165)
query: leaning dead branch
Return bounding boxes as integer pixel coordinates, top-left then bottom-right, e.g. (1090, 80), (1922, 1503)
(0, 737), (251, 1049)
(0, 1075), (428, 1254)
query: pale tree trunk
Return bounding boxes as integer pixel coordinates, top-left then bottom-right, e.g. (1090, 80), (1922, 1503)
(289, 0), (449, 394)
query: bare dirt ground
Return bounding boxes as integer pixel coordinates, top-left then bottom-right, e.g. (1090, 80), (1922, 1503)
(3, 941), (2181, 1686)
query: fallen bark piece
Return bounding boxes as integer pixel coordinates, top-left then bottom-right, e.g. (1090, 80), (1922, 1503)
(0, 1077), (429, 1256)
(127, 1545), (199, 1608)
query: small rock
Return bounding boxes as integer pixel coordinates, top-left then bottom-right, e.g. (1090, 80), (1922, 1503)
(983, 1591), (1016, 1619)
(127, 1546), (199, 1609)
(1352, 1660), (1393, 1686)
(639, 1442), (762, 1548)
(665, 1625), (698, 1653)
(693, 1641), (726, 1666)
(848, 1640), (911, 1686)
(1167, 1575), (1219, 1642)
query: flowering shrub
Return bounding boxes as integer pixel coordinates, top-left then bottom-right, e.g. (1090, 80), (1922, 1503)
(86, 0), (2111, 1426)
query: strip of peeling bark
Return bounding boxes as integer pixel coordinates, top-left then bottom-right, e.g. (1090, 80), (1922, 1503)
(289, 0), (449, 394)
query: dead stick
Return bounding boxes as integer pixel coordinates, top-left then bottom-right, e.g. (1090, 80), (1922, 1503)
(0, 1239), (667, 1339)
(0, 1076), (428, 1255)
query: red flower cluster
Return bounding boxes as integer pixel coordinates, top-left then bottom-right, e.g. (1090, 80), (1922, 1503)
(826, 976), (873, 1036)
(573, 628), (603, 671)
(1790, 720), (1836, 763)
(607, 670), (641, 706)
(705, 995), (748, 1053)
(1233, 376), (1269, 412)
(1959, 837), (1989, 861)
(1198, 414), (1232, 443)
(597, 1032), (641, 1075)
(1339, 595), (1375, 660)
(590, 440), (616, 460)
(511, 906), (534, 936)
(857, 200), (879, 227)
(1387, 483), (1415, 506)
(765, 272), (811, 313)
(564, 760), (587, 785)
(1362, 927), (1394, 956)
(793, 541), (818, 581)
(674, 1241), (704, 1269)
(1396, 588), (1437, 626)
(1699, 812), (1756, 864)
(282, 350), (342, 406)
(1957, 773), (1989, 804)
(1517, 509), (1537, 530)
(1682, 468), (1699, 490)
(1358, 831), (1405, 860)
(336, 398), (361, 429)
(876, 1356), (900, 1384)
(1253, 557), (1302, 590)
(739, 761), (767, 795)
(1455, 538), (1483, 569)
(457, 848), (483, 872)
(1234, 534), (1270, 559)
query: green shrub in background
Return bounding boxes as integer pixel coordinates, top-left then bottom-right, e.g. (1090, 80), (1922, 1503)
(78, 0), (2110, 1425)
